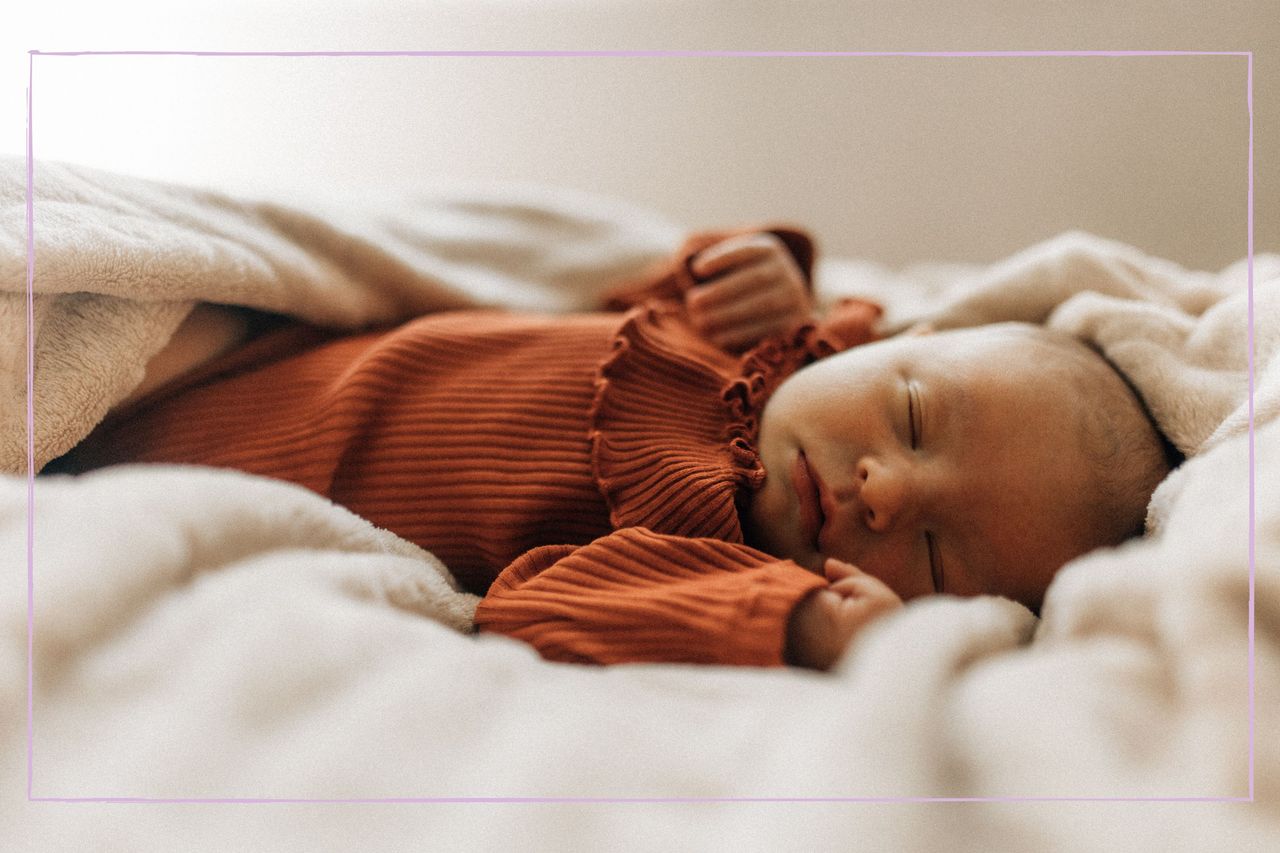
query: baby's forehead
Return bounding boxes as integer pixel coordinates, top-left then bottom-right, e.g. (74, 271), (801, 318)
(893, 324), (1101, 419)
(904, 323), (1090, 374)
(886, 323), (1040, 370)
(923, 322), (1043, 349)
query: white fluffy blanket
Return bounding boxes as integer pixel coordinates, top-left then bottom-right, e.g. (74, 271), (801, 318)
(0, 158), (681, 473)
(4, 162), (1277, 849)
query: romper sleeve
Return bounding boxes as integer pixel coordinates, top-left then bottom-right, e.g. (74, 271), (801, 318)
(599, 225), (816, 311)
(473, 527), (829, 667)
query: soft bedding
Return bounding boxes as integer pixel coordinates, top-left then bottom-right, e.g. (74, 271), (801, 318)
(3, 160), (1277, 849)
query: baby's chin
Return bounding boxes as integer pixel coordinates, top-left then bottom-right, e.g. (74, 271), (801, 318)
(793, 549), (826, 575)
(746, 513), (825, 575)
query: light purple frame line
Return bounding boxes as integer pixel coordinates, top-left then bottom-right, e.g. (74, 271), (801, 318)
(24, 48), (1256, 805)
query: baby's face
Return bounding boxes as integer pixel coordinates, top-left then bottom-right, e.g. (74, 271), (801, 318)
(747, 325), (1105, 611)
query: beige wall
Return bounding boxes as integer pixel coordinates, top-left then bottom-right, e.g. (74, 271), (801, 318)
(12, 0), (1277, 270)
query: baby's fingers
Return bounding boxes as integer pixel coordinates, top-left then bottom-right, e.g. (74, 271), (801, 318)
(693, 279), (798, 328)
(824, 559), (904, 609)
(689, 232), (786, 280)
(688, 272), (807, 346)
(838, 584), (903, 619)
(686, 264), (775, 312)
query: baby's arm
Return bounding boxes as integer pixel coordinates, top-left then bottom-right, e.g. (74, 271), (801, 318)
(475, 527), (829, 667)
(475, 528), (902, 670)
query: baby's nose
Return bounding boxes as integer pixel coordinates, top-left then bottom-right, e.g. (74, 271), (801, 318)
(856, 457), (910, 533)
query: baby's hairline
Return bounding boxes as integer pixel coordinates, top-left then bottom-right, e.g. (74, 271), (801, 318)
(1001, 322), (1174, 544)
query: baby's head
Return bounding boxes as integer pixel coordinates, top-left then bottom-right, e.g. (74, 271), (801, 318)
(747, 322), (1171, 611)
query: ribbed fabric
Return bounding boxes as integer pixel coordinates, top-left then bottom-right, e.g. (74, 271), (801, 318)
(74, 311), (622, 594)
(476, 527), (827, 666)
(70, 226), (881, 666)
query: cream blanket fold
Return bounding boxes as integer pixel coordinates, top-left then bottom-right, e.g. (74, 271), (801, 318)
(0, 158), (681, 473)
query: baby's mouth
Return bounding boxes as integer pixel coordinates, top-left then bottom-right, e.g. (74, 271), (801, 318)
(792, 450), (827, 553)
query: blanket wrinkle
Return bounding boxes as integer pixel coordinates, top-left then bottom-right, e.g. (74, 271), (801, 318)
(909, 231), (1228, 330)
(825, 596), (1037, 796)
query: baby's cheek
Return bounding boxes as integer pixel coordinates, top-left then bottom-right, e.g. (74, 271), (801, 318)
(853, 558), (923, 602)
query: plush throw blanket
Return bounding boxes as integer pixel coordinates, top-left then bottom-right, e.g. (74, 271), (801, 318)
(0, 158), (681, 472)
(4, 161), (1277, 849)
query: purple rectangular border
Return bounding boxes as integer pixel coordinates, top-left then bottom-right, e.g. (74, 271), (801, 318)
(23, 49), (1256, 805)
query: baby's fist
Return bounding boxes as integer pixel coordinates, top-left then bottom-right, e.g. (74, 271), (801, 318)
(786, 559), (903, 670)
(685, 232), (812, 350)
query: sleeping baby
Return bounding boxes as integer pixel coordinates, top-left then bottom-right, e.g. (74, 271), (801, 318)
(56, 227), (1173, 670)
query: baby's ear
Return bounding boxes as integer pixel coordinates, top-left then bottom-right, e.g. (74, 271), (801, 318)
(903, 322), (935, 337)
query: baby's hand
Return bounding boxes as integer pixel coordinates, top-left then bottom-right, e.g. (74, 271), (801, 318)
(685, 232), (812, 350)
(786, 559), (903, 670)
